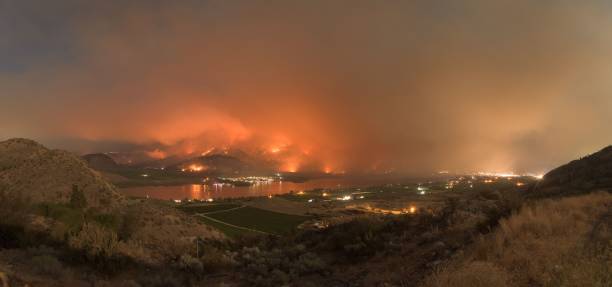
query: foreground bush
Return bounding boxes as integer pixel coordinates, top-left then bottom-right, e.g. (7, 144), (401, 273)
(68, 222), (118, 259)
(237, 244), (327, 286)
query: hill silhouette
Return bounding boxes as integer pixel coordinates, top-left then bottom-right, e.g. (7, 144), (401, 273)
(0, 138), (122, 208)
(533, 145), (612, 197)
(82, 153), (119, 171)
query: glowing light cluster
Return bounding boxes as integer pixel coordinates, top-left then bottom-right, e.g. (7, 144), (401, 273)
(476, 172), (544, 179)
(217, 176), (275, 185)
(408, 206), (417, 214)
(476, 171), (519, 178)
(359, 205), (418, 215)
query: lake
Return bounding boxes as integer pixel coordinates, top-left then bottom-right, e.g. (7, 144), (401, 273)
(119, 176), (425, 200)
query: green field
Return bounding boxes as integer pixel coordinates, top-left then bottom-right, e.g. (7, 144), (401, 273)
(178, 203), (241, 214)
(206, 206), (310, 235)
(197, 216), (253, 238)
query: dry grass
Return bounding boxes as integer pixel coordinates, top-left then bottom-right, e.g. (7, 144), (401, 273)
(423, 192), (612, 287)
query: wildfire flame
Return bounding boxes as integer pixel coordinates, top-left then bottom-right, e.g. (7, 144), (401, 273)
(146, 149), (167, 159)
(201, 147), (215, 156)
(186, 164), (206, 172)
(323, 166), (332, 174)
(280, 159), (299, 172)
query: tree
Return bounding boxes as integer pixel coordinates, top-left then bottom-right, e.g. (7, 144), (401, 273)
(70, 185), (87, 209)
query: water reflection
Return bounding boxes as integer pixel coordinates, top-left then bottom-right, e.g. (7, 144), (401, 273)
(120, 177), (404, 200)
(189, 184), (203, 199)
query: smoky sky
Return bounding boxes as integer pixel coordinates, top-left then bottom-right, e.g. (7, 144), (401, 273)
(2, 0), (612, 174)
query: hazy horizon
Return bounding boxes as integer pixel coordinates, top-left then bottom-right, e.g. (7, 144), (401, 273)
(3, 1), (612, 174)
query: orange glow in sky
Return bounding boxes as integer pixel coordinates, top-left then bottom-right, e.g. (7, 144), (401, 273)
(8, 1), (612, 175)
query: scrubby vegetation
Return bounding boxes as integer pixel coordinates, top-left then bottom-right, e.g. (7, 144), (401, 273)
(423, 192), (612, 287)
(236, 244), (327, 286)
(0, 192), (227, 285)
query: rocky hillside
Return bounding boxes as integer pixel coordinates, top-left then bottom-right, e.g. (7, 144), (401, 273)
(533, 145), (612, 197)
(0, 138), (122, 208)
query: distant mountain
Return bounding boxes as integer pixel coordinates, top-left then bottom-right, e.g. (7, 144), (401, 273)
(533, 145), (612, 197)
(79, 145), (281, 175)
(0, 138), (122, 207)
(156, 147), (276, 175)
(132, 154), (186, 170)
(82, 153), (119, 170)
